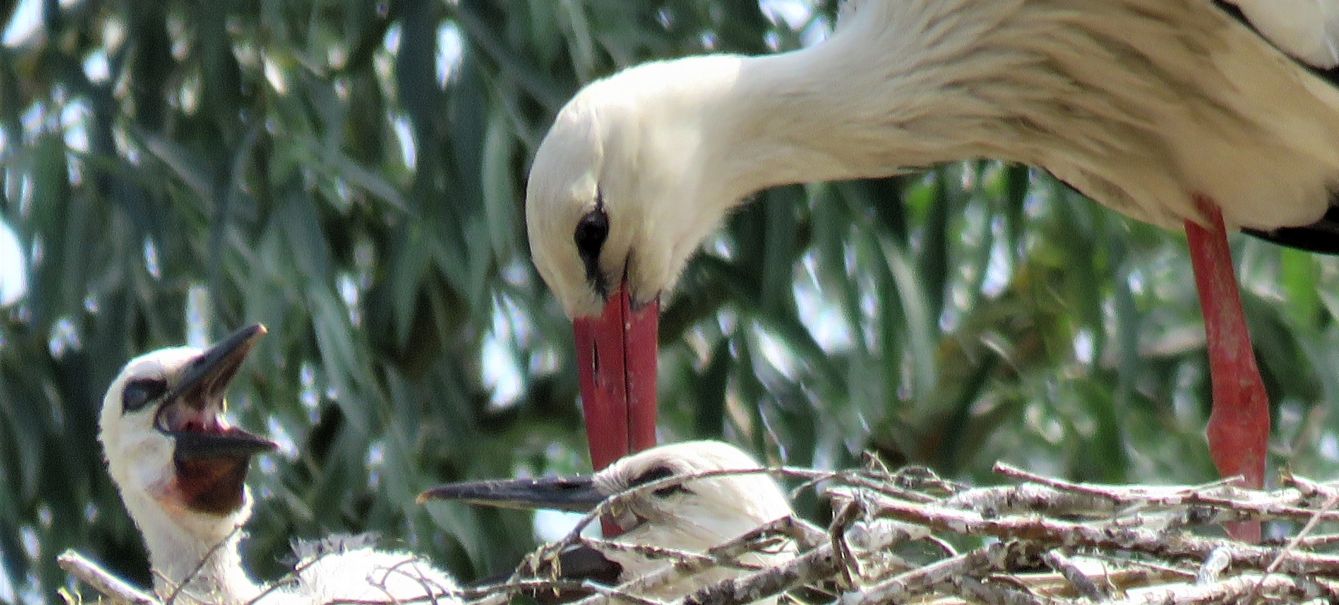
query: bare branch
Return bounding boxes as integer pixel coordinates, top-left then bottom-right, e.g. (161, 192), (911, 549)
(1107, 573), (1339, 604)
(841, 541), (1043, 605)
(57, 550), (161, 605)
(1041, 549), (1108, 601)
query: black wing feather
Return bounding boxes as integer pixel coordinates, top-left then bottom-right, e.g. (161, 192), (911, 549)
(1243, 204), (1339, 254)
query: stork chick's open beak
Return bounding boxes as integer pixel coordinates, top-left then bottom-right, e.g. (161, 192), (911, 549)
(159, 324), (277, 461)
(172, 430), (277, 461)
(573, 284), (659, 472)
(161, 324), (276, 515)
(417, 475), (605, 512)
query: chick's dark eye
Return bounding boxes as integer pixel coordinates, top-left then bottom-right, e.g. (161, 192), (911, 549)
(122, 378), (167, 413)
(632, 465), (690, 498)
(573, 208), (609, 263)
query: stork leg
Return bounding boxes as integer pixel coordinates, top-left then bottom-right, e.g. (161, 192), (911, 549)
(1183, 196), (1268, 543)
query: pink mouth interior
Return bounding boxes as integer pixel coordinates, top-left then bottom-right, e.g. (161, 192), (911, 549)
(156, 396), (233, 435)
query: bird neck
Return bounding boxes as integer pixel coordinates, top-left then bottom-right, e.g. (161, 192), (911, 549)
(701, 41), (974, 206)
(690, 3), (1041, 210)
(129, 495), (261, 604)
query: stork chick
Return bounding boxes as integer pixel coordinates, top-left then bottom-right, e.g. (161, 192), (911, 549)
(420, 441), (796, 602)
(98, 324), (456, 604)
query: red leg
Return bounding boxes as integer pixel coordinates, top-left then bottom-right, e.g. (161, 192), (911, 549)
(1183, 196), (1269, 542)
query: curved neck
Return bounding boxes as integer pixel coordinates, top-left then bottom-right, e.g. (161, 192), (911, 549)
(130, 497), (260, 604)
(692, 2), (1043, 211)
(703, 35), (981, 205)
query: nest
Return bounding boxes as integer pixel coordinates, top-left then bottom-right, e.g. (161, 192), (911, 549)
(459, 461), (1339, 605)
(61, 461), (1339, 604)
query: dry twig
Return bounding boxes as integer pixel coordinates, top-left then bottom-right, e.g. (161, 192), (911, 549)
(57, 549), (161, 605)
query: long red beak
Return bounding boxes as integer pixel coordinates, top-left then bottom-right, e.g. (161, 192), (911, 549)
(573, 284), (659, 472)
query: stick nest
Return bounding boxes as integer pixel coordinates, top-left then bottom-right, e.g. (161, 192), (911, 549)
(464, 460), (1339, 605)
(61, 460), (1339, 604)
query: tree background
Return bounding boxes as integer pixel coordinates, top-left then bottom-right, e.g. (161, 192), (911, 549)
(1, 0), (1337, 602)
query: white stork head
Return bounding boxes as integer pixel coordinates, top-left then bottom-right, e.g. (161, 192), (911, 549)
(525, 55), (784, 472)
(524, 9), (946, 470)
(420, 441), (795, 597)
(98, 325), (275, 598)
(526, 56), (757, 324)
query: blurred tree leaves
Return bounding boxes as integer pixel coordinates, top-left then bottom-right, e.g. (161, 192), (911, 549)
(1, 0), (1337, 602)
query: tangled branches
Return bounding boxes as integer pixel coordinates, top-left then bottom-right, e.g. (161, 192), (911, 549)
(469, 462), (1339, 605)
(62, 461), (1339, 604)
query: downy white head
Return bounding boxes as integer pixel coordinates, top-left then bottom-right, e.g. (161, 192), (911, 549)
(100, 325), (457, 604)
(420, 441), (795, 601)
(99, 325), (275, 603)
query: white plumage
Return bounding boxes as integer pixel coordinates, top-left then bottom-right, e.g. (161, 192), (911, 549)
(421, 441), (797, 603)
(282, 536), (458, 604)
(527, 0), (1339, 318)
(1225, 0), (1339, 67)
(98, 326), (458, 604)
(595, 440), (796, 596)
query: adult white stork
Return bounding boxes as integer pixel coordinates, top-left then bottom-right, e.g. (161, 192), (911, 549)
(98, 324), (458, 604)
(419, 441), (797, 602)
(523, 0), (1339, 540)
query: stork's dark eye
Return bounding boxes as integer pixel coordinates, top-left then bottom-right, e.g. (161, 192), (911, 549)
(632, 465), (690, 498)
(574, 208), (609, 263)
(574, 205), (611, 295)
(122, 378), (167, 413)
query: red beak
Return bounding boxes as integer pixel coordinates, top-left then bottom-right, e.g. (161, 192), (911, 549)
(573, 284), (660, 472)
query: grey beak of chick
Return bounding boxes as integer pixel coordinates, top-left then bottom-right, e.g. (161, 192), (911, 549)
(165, 323), (267, 405)
(417, 475), (606, 512)
(163, 323), (277, 460)
(420, 475), (624, 598)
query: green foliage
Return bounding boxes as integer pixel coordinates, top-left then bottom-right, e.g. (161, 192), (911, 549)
(0, 0), (1336, 602)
